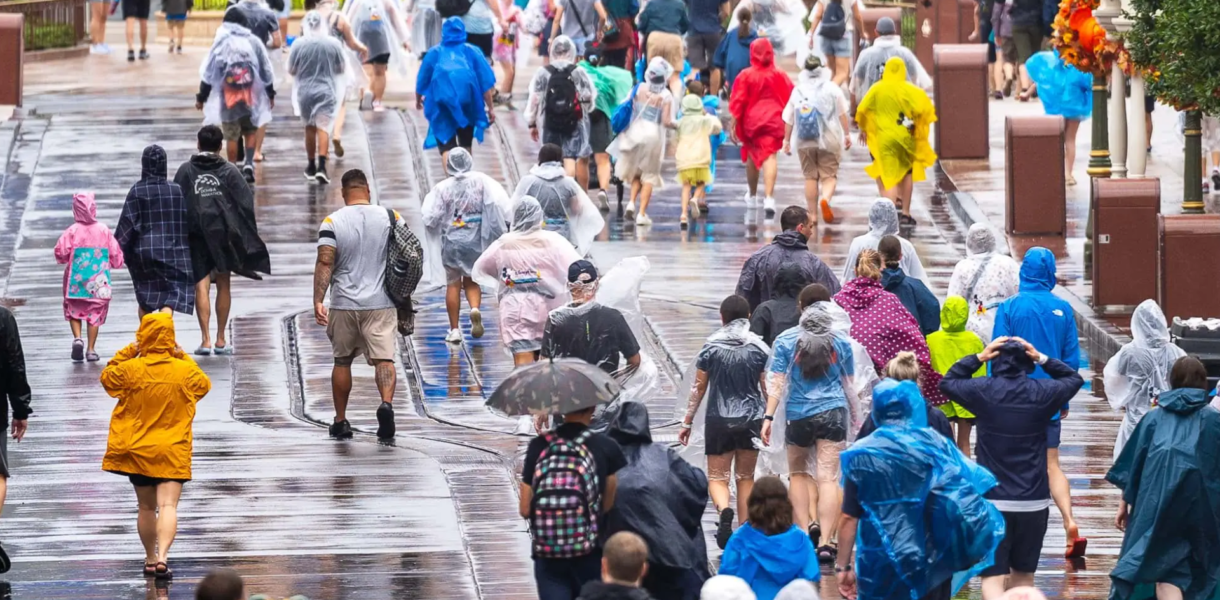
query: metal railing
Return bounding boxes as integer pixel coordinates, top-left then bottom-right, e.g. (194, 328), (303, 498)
(0, 0), (87, 51)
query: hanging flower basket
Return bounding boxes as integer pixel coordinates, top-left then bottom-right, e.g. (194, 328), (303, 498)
(1051, 0), (1121, 76)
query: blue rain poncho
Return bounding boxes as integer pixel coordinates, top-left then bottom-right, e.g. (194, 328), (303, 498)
(1025, 50), (1092, 120)
(719, 523), (820, 600)
(416, 17), (497, 150)
(420, 148), (512, 288)
(841, 379), (1005, 600)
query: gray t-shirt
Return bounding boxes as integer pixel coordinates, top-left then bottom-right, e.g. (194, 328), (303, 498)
(560, 0), (600, 39)
(318, 204), (404, 311)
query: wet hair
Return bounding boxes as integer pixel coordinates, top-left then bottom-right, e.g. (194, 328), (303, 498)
(1170, 356), (1209, 391)
(736, 6), (752, 38)
(780, 206), (809, 232)
(878, 235), (903, 269)
(603, 532), (650, 582)
(196, 569), (244, 600)
(341, 169), (369, 190)
(883, 352), (920, 383)
(720, 294), (751, 324)
(798, 283), (831, 310)
(856, 249), (883, 281)
(686, 79), (706, 97)
(747, 476), (793, 536)
(538, 143), (563, 164)
(197, 125), (224, 153)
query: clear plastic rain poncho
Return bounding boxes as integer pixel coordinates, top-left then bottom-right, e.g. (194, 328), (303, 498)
(945, 223), (1020, 344)
(850, 34), (931, 100)
(315, 0), (370, 96)
(405, 0), (442, 57)
(1103, 299), (1186, 461)
(610, 58), (676, 187)
(420, 149), (512, 289)
(471, 197), (583, 349)
(841, 198), (929, 284)
(841, 379), (1006, 600)
(289, 11), (347, 134)
(200, 19), (277, 129)
(511, 162), (605, 256)
(728, 0), (811, 62)
(345, 0), (410, 77)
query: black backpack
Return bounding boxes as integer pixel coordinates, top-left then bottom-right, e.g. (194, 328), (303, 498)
(821, 0), (847, 40)
(544, 65), (583, 135)
(382, 208), (424, 333)
(436, 0), (474, 18)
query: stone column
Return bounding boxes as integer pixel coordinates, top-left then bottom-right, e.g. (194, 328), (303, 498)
(1109, 61), (1128, 178)
(1127, 72), (1148, 177)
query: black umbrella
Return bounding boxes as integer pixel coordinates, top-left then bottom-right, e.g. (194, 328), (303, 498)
(486, 359), (621, 417)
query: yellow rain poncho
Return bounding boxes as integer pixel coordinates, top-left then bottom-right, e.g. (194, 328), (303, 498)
(856, 56), (938, 190)
(101, 313), (211, 480)
(926, 296), (983, 420)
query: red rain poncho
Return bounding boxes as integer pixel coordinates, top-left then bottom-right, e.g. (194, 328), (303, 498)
(729, 38), (794, 167)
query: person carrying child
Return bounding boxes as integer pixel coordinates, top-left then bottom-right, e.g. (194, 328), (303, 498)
(54, 192), (125, 363)
(674, 93), (723, 229)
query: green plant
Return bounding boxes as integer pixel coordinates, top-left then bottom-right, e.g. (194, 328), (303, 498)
(1125, 0), (1220, 112)
(23, 21), (75, 51)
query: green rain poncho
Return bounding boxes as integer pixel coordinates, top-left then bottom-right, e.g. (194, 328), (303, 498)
(926, 296), (984, 420)
(1107, 387), (1220, 600)
(579, 62), (634, 117)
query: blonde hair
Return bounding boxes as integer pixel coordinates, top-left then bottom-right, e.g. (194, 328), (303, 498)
(856, 249), (884, 281)
(883, 352), (920, 383)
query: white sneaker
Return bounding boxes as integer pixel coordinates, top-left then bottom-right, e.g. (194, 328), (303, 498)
(624, 201), (636, 221)
(596, 190), (609, 211)
(445, 328), (462, 344)
(470, 308), (484, 339)
(743, 192), (758, 209)
(635, 212), (653, 226)
(763, 196), (776, 218)
(100, 43), (112, 53)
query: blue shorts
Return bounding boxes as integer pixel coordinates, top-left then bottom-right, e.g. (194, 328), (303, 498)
(1047, 419), (1062, 449)
(821, 35), (851, 58)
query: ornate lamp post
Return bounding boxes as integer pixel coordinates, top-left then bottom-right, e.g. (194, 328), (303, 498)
(1183, 110), (1206, 213)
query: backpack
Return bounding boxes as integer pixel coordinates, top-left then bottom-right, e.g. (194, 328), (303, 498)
(382, 208), (424, 332)
(529, 430), (601, 559)
(795, 89), (824, 141)
(543, 64), (583, 135)
(437, 0), (474, 19)
(821, 0), (847, 40)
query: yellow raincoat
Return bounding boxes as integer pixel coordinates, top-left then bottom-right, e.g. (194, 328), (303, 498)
(927, 295), (984, 420)
(856, 57), (938, 190)
(101, 313), (210, 480)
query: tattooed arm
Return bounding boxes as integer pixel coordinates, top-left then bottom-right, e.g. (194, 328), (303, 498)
(314, 245), (336, 326)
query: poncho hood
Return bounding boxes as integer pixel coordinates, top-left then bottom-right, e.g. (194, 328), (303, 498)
(836, 277), (886, 311)
(1157, 387), (1210, 414)
(1131, 298), (1171, 349)
(73, 191), (98, 225)
(772, 230), (808, 250)
(749, 38), (775, 69)
(940, 295), (969, 333)
(991, 340), (1036, 378)
(137, 312), (179, 355)
(881, 55), (908, 83)
(530, 162), (567, 181)
(732, 525), (818, 580)
(1019, 247), (1056, 292)
(608, 401), (652, 444)
(868, 198), (900, 236)
(773, 264), (806, 298)
(142, 145), (168, 181)
(441, 16), (467, 44)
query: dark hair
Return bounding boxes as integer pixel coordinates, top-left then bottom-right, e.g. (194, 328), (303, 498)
(686, 79), (705, 97)
(747, 476), (793, 536)
(341, 169), (369, 190)
(1170, 356), (1209, 391)
(736, 6), (752, 38)
(720, 294), (750, 323)
(197, 125), (224, 153)
(878, 235), (903, 269)
(856, 249), (883, 280)
(780, 206), (809, 232)
(603, 532), (649, 582)
(538, 143), (563, 164)
(196, 569), (244, 600)
(798, 283), (831, 310)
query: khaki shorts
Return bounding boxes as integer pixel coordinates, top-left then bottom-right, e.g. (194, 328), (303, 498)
(646, 32), (685, 76)
(326, 307), (398, 363)
(798, 147), (840, 180)
(220, 115), (258, 141)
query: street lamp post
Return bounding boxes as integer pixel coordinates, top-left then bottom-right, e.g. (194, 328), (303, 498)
(1183, 110), (1205, 213)
(1087, 76), (1113, 178)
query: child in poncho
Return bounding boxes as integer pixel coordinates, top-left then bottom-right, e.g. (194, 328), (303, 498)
(926, 295), (985, 456)
(674, 93), (723, 229)
(54, 192), (125, 362)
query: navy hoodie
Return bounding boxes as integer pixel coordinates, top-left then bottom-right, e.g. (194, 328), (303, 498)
(881, 267), (940, 337)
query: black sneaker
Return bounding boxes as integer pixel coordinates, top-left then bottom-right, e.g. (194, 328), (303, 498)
(376, 402), (395, 439)
(138, 48), (149, 60)
(316, 157), (330, 184)
(715, 507), (734, 550)
(328, 419), (353, 440)
(127, 49), (135, 62)
(242, 163), (255, 184)
(0, 541), (11, 573)
(305, 161), (317, 181)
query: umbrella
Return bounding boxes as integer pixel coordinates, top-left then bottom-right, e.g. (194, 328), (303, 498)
(486, 359), (621, 417)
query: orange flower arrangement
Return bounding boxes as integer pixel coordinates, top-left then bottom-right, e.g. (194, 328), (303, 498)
(1052, 0), (1120, 76)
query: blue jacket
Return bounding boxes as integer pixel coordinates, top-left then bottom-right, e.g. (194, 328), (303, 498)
(939, 344), (1083, 505)
(881, 267), (940, 337)
(415, 18), (497, 150)
(992, 247), (1080, 376)
(719, 524), (819, 600)
(712, 27), (757, 90)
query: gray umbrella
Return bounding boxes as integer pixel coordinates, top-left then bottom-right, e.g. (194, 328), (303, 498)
(486, 359), (621, 417)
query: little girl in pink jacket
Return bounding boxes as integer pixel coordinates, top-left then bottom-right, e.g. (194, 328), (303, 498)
(54, 192), (124, 362)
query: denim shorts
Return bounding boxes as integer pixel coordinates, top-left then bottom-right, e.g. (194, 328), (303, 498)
(821, 35), (852, 58)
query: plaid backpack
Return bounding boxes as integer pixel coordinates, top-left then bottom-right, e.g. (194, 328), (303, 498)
(530, 430), (601, 559)
(383, 208), (424, 332)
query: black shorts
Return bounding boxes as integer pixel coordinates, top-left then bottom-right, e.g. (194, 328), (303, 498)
(127, 473), (190, 488)
(589, 110), (612, 154)
(705, 417), (762, 456)
(785, 407), (848, 448)
(467, 32), (494, 59)
(982, 509), (1049, 577)
(537, 20), (554, 57)
(1145, 93), (1156, 114)
(122, 0), (151, 19)
(366, 53), (391, 65)
(1046, 419), (1061, 449)
(438, 126), (475, 154)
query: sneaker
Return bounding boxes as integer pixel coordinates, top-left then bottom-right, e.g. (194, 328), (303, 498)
(690, 200), (701, 219)
(89, 44), (102, 54)
(96, 43), (112, 54)
(316, 157), (330, 184)
(127, 49), (135, 62)
(819, 198), (835, 224)
(715, 508), (735, 550)
(305, 161), (317, 181)
(624, 201), (636, 221)
(445, 328), (463, 344)
(376, 401), (396, 439)
(763, 196), (776, 218)
(242, 163), (255, 183)
(1211, 169), (1220, 192)
(333, 139), (345, 158)
(328, 419), (353, 440)
(635, 213), (652, 226)
(176, 45), (183, 54)
(596, 190), (609, 211)
(138, 48), (149, 60)
(372, 100), (385, 112)
(743, 192), (758, 209)
(470, 308), (485, 339)
(71, 338), (84, 362)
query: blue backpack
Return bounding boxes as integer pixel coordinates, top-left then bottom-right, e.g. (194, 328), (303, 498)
(611, 84), (639, 134)
(795, 89), (823, 141)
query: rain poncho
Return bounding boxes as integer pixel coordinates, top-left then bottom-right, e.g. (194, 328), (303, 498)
(420, 149), (512, 288)
(992, 247), (1080, 381)
(406, 0), (443, 56)
(675, 94), (724, 172)
(289, 11), (347, 134)
(850, 35), (931, 101)
(1025, 50), (1091, 120)
(318, 0), (370, 96)
(525, 36), (598, 158)
(116, 146), (196, 315)
(173, 152), (271, 281)
(1107, 386), (1220, 600)
(729, 39), (794, 167)
(856, 57), (938, 190)
(611, 58), (675, 187)
(101, 313), (212, 480)
(842, 379), (1005, 600)
(736, 230), (841, 311)
(726, 0), (809, 60)
(510, 162), (604, 255)
(580, 61), (634, 117)
(55, 192), (125, 327)
(783, 67), (847, 154)
(926, 296), (985, 420)
(417, 18), (497, 149)
(719, 523), (820, 600)
(946, 223), (1020, 344)
(1103, 300), (1186, 461)
(199, 21), (277, 129)
(471, 197), (582, 348)
(346, 0), (409, 75)
(841, 199), (929, 284)
(713, 26), (759, 91)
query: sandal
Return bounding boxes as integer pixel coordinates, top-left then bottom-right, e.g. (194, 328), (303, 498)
(808, 522), (821, 548)
(1064, 523), (1088, 558)
(898, 213), (917, 227)
(817, 544), (838, 564)
(143, 562), (157, 577)
(333, 139), (345, 158)
(154, 561), (173, 580)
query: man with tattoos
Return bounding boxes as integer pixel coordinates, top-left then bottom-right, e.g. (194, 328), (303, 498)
(314, 169), (405, 440)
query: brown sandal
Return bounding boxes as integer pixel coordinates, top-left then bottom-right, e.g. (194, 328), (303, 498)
(154, 562), (173, 580)
(143, 562), (157, 577)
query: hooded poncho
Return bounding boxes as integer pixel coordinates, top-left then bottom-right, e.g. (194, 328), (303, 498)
(946, 223), (1020, 344)
(289, 11), (347, 133)
(346, 0), (409, 75)
(850, 35), (931, 100)
(719, 522), (820, 600)
(1103, 300), (1186, 460)
(116, 146), (196, 315)
(199, 21), (276, 129)
(729, 39), (794, 167)
(927, 296), (985, 419)
(54, 192), (125, 326)
(611, 58), (675, 187)
(1025, 50), (1092, 120)
(420, 148), (512, 287)
(525, 36), (598, 158)
(416, 18), (497, 149)
(841, 199), (929, 284)
(510, 162), (604, 255)
(173, 151), (271, 282)
(856, 57), (937, 190)
(992, 247), (1080, 382)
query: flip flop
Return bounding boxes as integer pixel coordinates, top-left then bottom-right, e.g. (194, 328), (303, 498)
(1065, 524), (1088, 558)
(194, 346), (213, 356)
(213, 345), (234, 356)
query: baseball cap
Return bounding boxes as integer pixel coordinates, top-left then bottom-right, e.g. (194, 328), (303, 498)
(568, 260), (599, 283)
(876, 17), (897, 36)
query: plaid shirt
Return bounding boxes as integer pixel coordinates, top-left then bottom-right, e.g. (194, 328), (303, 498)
(116, 145), (196, 314)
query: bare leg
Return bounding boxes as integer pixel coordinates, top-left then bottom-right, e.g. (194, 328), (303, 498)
(638, 183), (655, 216)
(562, 158), (576, 179)
(213, 273), (231, 349)
(680, 183), (692, 222)
(373, 359), (395, 403)
(630, 179), (642, 206)
(710, 69), (722, 97)
(138, 19), (147, 51)
(334, 105), (347, 143)
(803, 179), (819, 214)
(226, 139), (240, 163)
(125, 17), (136, 51)
(746, 160), (760, 197)
(595, 153), (611, 190)
(708, 479), (731, 511)
(1157, 583), (1185, 600)
(789, 473), (814, 530)
(574, 157), (590, 190)
(981, 576), (1007, 600)
(154, 482), (183, 563)
(91, 4), (107, 45)
(513, 352), (537, 367)
(1008, 572), (1034, 590)
(957, 419), (973, 456)
(194, 274), (212, 349)
(816, 477), (841, 543)
(70, 319), (82, 339)
(1065, 118), (1081, 179)
(445, 281), (461, 329)
(372, 64), (388, 103)
(498, 60), (515, 96)
(305, 124), (318, 161)
(762, 155), (778, 198)
(898, 174), (914, 215)
(87, 324), (100, 353)
(332, 363), (353, 421)
(462, 277), (482, 312)
(820, 175), (838, 203)
(832, 56), (850, 87)
(252, 127), (267, 162)
(991, 51), (1004, 93)
(1048, 447), (1079, 541)
(1146, 112), (1153, 148)
(735, 478), (753, 526)
(135, 485), (158, 564)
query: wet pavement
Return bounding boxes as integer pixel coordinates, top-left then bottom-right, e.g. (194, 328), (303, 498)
(0, 48), (1134, 598)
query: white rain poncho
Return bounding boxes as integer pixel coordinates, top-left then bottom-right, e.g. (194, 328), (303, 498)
(346, 0), (410, 77)
(841, 198), (929, 284)
(200, 20), (277, 129)
(1103, 299), (1186, 461)
(317, 0), (370, 96)
(511, 162), (604, 256)
(524, 36), (598, 158)
(785, 65), (845, 153)
(945, 223), (1021, 344)
(610, 58), (676, 188)
(421, 148), (512, 289)
(290, 12), (347, 133)
(471, 197), (583, 350)
(406, 0), (442, 57)
(728, 0), (810, 61)
(850, 35), (932, 100)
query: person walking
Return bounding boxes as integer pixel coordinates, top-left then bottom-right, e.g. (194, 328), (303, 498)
(718, 476), (820, 600)
(925, 296), (985, 454)
(612, 58), (677, 227)
(318, 0), (370, 159)
(1024, 50), (1090, 185)
(313, 169), (406, 441)
(526, 36), (599, 188)
(748, 266), (810, 346)
(711, 7), (757, 96)
(597, 0), (638, 69)
(939, 337), (1083, 600)
(841, 198), (928, 284)
(877, 235), (938, 336)
(729, 38), (792, 219)
(683, 0), (727, 88)
(291, 11), (350, 183)
(735, 206), (840, 311)
(101, 313), (212, 581)
(116, 145), (196, 318)
(226, 0), (283, 165)
(549, 0), (606, 57)
(849, 16), (930, 105)
(577, 532), (658, 600)
(417, 17), (499, 165)
(406, 0), (443, 59)
(679, 295), (769, 549)
(122, 0), (152, 61)
(578, 56), (634, 209)
(991, 246), (1085, 557)
(674, 93), (723, 228)
(855, 57), (937, 225)
(945, 223), (1019, 344)
(1108, 356), (1220, 600)
(163, 0), (192, 54)
(806, 0), (862, 86)
(638, 0), (687, 97)
(511, 144), (605, 255)
(89, 0), (112, 54)
(988, 0), (1016, 100)
(346, 0), (411, 111)
(420, 148), (511, 344)
(1102, 299), (1184, 461)
(492, 0), (523, 107)
(458, 0), (510, 62)
(54, 191), (125, 363)
(0, 306), (31, 571)
(782, 55), (849, 225)
(1007, 0), (1041, 99)
(542, 260), (643, 374)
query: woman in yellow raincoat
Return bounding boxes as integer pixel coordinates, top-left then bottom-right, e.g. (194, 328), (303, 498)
(925, 295), (984, 456)
(855, 56), (937, 227)
(100, 312), (210, 581)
